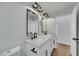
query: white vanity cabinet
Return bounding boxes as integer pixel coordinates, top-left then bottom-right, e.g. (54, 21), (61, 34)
(24, 34), (55, 56)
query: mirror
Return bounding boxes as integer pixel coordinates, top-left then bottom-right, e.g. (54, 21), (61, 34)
(42, 19), (47, 32)
(42, 18), (56, 34)
(41, 18), (48, 35)
(26, 9), (39, 36)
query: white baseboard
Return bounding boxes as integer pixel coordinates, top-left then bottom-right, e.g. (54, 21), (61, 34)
(57, 40), (71, 46)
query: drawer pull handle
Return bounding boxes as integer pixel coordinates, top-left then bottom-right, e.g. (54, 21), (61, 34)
(31, 48), (37, 54)
(72, 38), (79, 41)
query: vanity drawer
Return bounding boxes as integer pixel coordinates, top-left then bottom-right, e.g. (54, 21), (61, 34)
(25, 43), (40, 56)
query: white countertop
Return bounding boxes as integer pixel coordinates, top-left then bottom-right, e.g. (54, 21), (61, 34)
(25, 34), (53, 47)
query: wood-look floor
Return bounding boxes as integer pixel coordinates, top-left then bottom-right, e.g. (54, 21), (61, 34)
(51, 43), (71, 56)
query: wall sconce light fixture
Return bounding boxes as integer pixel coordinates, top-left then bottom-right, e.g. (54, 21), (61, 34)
(32, 2), (49, 18)
(37, 7), (42, 12)
(32, 2), (42, 12)
(43, 13), (49, 18)
(32, 2), (39, 9)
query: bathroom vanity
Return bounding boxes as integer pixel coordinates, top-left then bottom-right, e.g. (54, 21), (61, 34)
(24, 7), (57, 56)
(24, 34), (55, 56)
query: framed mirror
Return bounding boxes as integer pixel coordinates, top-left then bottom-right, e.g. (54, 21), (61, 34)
(41, 18), (48, 34)
(42, 19), (47, 32)
(42, 18), (56, 34)
(26, 8), (39, 36)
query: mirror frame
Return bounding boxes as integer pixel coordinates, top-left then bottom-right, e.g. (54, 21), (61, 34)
(26, 7), (42, 36)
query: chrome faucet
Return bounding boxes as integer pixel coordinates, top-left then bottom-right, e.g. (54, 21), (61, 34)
(28, 32), (37, 40)
(34, 32), (37, 39)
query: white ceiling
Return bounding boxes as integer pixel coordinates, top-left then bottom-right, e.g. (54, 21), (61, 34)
(38, 2), (77, 17)
(21, 2), (77, 17)
(2, 2), (77, 17)
(38, 2), (76, 12)
(0, 2), (77, 17)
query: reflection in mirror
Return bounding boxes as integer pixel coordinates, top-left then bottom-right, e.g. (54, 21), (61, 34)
(41, 18), (48, 35)
(42, 19), (47, 32)
(42, 18), (56, 35)
(26, 9), (39, 36)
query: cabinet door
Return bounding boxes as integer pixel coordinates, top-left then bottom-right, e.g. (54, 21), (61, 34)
(40, 38), (53, 56)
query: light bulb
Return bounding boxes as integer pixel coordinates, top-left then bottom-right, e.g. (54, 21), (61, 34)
(32, 2), (38, 9)
(37, 7), (42, 12)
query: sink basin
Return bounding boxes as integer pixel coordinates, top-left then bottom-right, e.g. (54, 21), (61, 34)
(26, 34), (52, 47)
(37, 39), (43, 43)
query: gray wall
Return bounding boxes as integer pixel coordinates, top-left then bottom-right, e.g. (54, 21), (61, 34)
(56, 15), (71, 45)
(0, 3), (26, 52)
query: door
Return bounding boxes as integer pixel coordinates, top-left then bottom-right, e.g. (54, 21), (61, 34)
(76, 7), (79, 56)
(71, 5), (78, 56)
